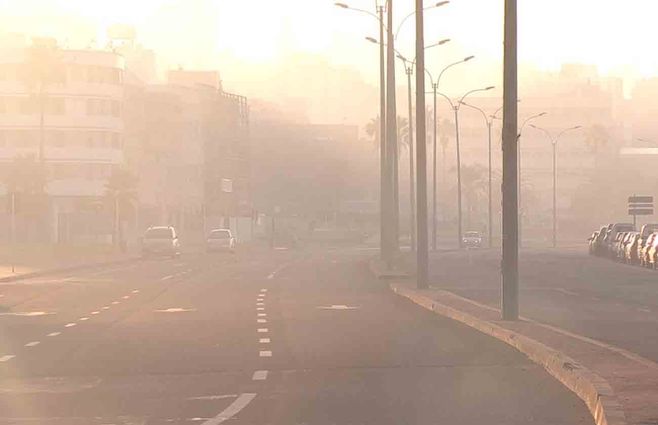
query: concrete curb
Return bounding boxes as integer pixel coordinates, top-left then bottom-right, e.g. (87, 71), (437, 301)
(390, 283), (626, 425)
(0, 257), (139, 283)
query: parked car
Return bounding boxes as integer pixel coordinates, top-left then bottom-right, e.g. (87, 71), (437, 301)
(594, 226), (609, 256)
(624, 232), (642, 264)
(462, 231), (483, 249)
(613, 232), (628, 261)
(647, 234), (658, 270)
(141, 226), (181, 259)
(605, 223), (635, 257)
(206, 228), (236, 253)
(640, 233), (658, 267)
(588, 231), (599, 255)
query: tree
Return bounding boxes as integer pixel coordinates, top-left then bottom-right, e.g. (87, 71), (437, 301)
(2, 155), (47, 241)
(460, 164), (488, 229)
(105, 167), (138, 249)
(365, 116), (381, 151)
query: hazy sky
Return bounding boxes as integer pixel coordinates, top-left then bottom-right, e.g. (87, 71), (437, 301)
(0, 0), (656, 89)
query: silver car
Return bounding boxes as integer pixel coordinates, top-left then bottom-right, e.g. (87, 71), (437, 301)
(141, 226), (181, 259)
(463, 231), (483, 249)
(206, 229), (236, 253)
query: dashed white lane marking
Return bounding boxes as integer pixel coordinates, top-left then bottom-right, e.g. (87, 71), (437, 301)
(123, 296), (130, 299)
(24, 341), (40, 347)
(187, 394), (237, 401)
(252, 370), (268, 381)
(256, 298), (264, 302)
(257, 307), (265, 311)
(258, 313), (267, 317)
(102, 306), (110, 310)
(260, 289), (267, 292)
(161, 275), (174, 281)
(553, 288), (579, 297)
(47, 332), (61, 337)
(132, 290), (140, 293)
(112, 301), (120, 305)
(256, 303), (264, 306)
(593, 297), (602, 301)
(79, 317), (89, 321)
(201, 392), (257, 425)
(638, 307), (652, 313)
(0, 355), (15, 362)
(259, 351), (272, 357)
(317, 305), (359, 310)
(257, 328), (268, 333)
(64, 323), (76, 328)
(155, 308), (196, 313)
(91, 311), (100, 315)
(259, 338), (270, 343)
(257, 319), (267, 323)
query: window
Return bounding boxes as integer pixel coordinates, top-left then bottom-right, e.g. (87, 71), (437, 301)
(53, 131), (67, 147)
(111, 100), (120, 117)
(102, 99), (111, 115)
(209, 230), (232, 239)
(48, 98), (65, 115)
(86, 132), (95, 148)
(112, 133), (120, 149)
(19, 98), (35, 114)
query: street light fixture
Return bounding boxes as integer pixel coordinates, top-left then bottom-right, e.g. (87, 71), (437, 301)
(426, 55), (476, 250)
(395, 1), (450, 40)
(530, 124), (582, 248)
(436, 85), (496, 249)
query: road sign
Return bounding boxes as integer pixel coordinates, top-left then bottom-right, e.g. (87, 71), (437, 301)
(629, 196), (654, 204)
(629, 209), (654, 216)
(628, 195), (654, 225)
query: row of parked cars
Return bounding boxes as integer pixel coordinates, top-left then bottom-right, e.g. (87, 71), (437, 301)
(588, 222), (658, 268)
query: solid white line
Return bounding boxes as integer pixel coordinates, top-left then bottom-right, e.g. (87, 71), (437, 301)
(252, 370), (268, 381)
(0, 355), (15, 362)
(259, 338), (270, 343)
(161, 275), (174, 281)
(188, 394), (238, 401)
(257, 319), (267, 323)
(201, 393), (257, 425)
(258, 313), (267, 317)
(47, 332), (61, 337)
(257, 328), (268, 333)
(24, 341), (40, 347)
(64, 323), (76, 328)
(259, 351), (272, 357)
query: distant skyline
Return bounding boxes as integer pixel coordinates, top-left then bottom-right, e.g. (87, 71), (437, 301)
(0, 0), (655, 96)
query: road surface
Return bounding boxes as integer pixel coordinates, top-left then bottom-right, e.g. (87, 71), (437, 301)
(0, 245), (592, 424)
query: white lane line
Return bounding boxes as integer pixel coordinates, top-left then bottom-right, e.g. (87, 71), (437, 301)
(132, 290), (140, 293)
(24, 341), (40, 347)
(258, 313), (267, 317)
(102, 306), (110, 310)
(260, 289), (267, 292)
(111, 301), (120, 305)
(257, 319), (267, 323)
(638, 307), (652, 313)
(252, 370), (268, 381)
(257, 307), (265, 311)
(122, 295), (130, 299)
(0, 355), (15, 362)
(256, 298), (264, 302)
(91, 311), (100, 315)
(553, 288), (579, 297)
(256, 303), (264, 306)
(161, 275), (174, 281)
(65, 323), (76, 328)
(257, 328), (268, 333)
(79, 317), (89, 321)
(201, 392), (257, 425)
(259, 338), (270, 343)
(187, 394), (238, 401)
(47, 332), (61, 337)
(259, 351), (272, 357)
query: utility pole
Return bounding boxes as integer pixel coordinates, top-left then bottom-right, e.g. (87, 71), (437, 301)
(552, 141), (557, 248)
(405, 66), (416, 251)
(502, 0), (519, 320)
(378, 4), (388, 263)
(487, 120), (493, 248)
(385, 0), (399, 266)
(454, 106), (463, 249)
(432, 83), (438, 251)
(10, 192), (16, 274)
(415, 0), (429, 288)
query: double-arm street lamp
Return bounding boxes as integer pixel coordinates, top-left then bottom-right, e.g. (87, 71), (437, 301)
(437, 86), (495, 248)
(426, 56), (475, 250)
(529, 124), (582, 248)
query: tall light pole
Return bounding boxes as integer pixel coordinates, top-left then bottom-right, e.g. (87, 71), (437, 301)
(424, 56), (474, 250)
(517, 111), (547, 246)
(415, 0), (429, 288)
(436, 86), (495, 248)
(385, 0), (400, 266)
(502, 0), (518, 321)
(530, 124), (582, 248)
(335, 2), (388, 262)
(460, 101), (503, 248)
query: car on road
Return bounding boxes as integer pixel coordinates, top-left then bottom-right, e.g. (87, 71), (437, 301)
(647, 233), (658, 269)
(624, 232), (642, 264)
(141, 226), (181, 259)
(593, 226), (609, 256)
(605, 223), (635, 257)
(206, 229), (236, 253)
(462, 231), (483, 249)
(640, 233), (658, 267)
(612, 232), (628, 261)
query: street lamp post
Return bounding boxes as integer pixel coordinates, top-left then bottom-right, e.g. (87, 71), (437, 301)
(530, 124), (582, 248)
(460, 101), (504, 248)
(517, 111), (547, 247)
(425, 56), (474, 250)
(436, 86), (495, 249)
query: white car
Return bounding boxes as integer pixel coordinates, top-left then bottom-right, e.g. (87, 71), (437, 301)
(206, 229), (236, 252)
(462, 231), (483, 249)
(142, 226), (181, 258)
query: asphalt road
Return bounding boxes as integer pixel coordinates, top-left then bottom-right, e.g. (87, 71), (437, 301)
(0, 244), (592, 424)
(430, 246), (658, 363)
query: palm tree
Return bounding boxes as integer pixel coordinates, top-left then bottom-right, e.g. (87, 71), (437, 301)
(460, 164), (488, 229)
(365, 116), (381, 151)
(105, 167), (138, 250)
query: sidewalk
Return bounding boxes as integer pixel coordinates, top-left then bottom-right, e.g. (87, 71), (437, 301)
(386, 278), (658, 425)
(0, 243), (137, 281)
